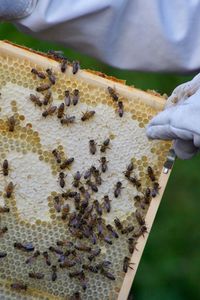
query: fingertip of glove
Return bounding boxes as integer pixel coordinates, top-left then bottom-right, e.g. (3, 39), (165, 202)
(173, 139), (199, 160)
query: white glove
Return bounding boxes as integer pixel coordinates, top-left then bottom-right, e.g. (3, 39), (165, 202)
(146, 73), (200, 159)
(0, 0), (37, 20)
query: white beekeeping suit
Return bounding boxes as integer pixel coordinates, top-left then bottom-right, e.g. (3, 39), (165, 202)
(1, 0), (200, 159)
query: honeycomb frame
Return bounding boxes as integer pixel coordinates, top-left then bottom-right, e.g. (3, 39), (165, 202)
(0, 40), (172, 300)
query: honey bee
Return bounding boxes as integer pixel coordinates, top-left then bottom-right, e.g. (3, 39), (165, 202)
(14, 242), (34, 252)
(147, 166), (156, 181)
(36, 83), (51, 92)
(79, 185), (86, 194)
(103, 235), (113, 245)
(74, 193), (81, 210)
(0, 206), (10, 213)
(128, 238), (138, 254)
(25, 250), (40, 264)
(73, 171), (82, 188)
(143, 187), (151, 204)
(94, 200), (102, 216)
(80, 197), (89, 213)
(123, 161), (134, 178)
(89, 140), (97, 155)
(93, 169), (102, 185)
(107, 87), (118, 101)
(100, 138), (110, 153)
(72, 60), (80, 74)
(86, 180), (98, 192)
(60, 157), (74, 169)
(103, 195), (111, 213)
(82, 264), (99, 273)
(118, 101), (124, 117)
(82, 226), (92, 239)
(70, 228), (83, 239)
(127, 176), (141, 189)
(51, 265), (57, 281)
(29, 272), (45, 280)
(60, 59), (68, 73)
(106, 224), (119, 238)
(100, 269), (115, 280)
(0, 252), (7, 258)
(114, 181), (123, 198)
(52, 149), (62, 164)
(123, 256), (134, 273)
(97, 260), (112, 269)
(70, 291), (81, 300)
(91, 232), (98, 245)
(0, 227), (8, 237)
(79, 271), (88, 291)
(59, 172), (66, 188)
(61, 204), (70, 220)
(62, 190), (77, 199)
(43, 90), (52, 105)
(56, 240), (74, 247)
(2, 159), (9, 176)
(151, 182), (160, 198)
(135, 210), (145, 226)
(60, 259), (76, 268)
(8, 116), (16, 132)
(64, 90), (71, 106)
(96, 217), (103, 236)
(81, 110), (95, 121)
(31, 68), (46, 79)
(57, 103), (65, 118)
(82, 204), (93, 219)
(60, 115), (76, 125)
(88, 248), (101, 261)
(88, 213), (98, 229)
(42, 106), (57, 117)
(11, 282), (27, 291)
(47, 50), (65, 60)
(46, 68), (56, 85)
(49, 246), (63, 255)
(69, 270), (84, 278)
(134, 195), (142, 202)
(100, 156), (108, 173)
(75, 243), (91, 252)
(114, 217), (123, 230)
(43, 251), (51, 266)
(84, 168), (92, 180)
(121, 225), (134, 235)
(90, 165), (97, 175)
(133, 225), (148, 238)
(5, 182), (14, 198)
(73, 89), (79, 105)
(54, 195), (62, 213)
(30, 94), (43, 107)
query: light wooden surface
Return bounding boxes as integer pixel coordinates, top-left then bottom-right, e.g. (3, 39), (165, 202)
(118, 168), (172, 300)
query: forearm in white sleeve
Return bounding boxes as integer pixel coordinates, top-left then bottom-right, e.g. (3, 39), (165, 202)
(13, 0), (200, 72)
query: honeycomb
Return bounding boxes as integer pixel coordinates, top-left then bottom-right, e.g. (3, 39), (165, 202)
(0, 41), (171, 300)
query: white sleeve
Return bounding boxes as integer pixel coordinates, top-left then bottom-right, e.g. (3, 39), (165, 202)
(14, 0), (200, 72)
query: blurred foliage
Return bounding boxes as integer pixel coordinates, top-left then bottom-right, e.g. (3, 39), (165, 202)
(1, 23), (200, 300)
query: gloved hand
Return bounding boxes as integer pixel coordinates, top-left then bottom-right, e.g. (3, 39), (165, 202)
(0, 0), (37, 20)
(147, 73), (200, 159)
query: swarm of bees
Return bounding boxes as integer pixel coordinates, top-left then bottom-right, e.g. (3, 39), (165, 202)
(0, 52), (162, 299)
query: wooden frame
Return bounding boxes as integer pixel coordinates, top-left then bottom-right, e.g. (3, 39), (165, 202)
(0, 40), (173, 300)
(118, 168), (172, 299)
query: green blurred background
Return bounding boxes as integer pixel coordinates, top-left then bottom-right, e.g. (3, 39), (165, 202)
(1, 23), (200, 300)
